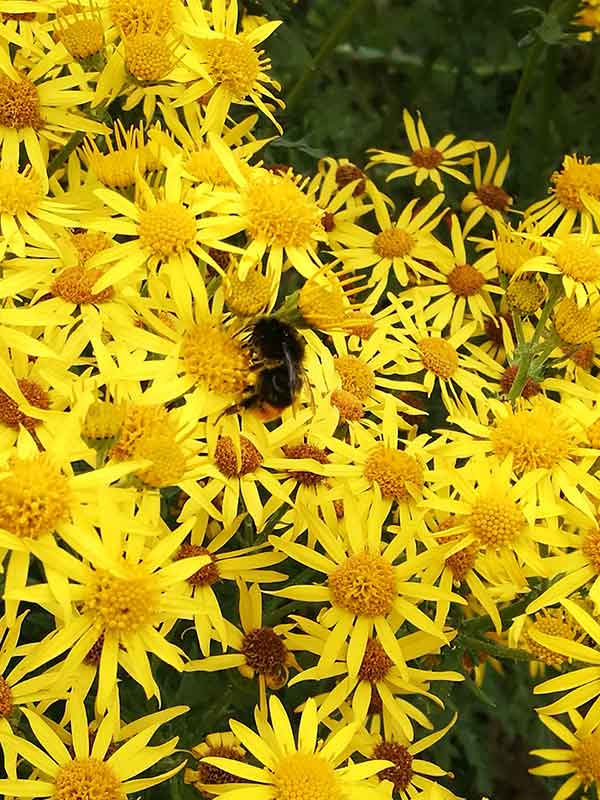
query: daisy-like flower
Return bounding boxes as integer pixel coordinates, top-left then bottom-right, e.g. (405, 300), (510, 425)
(403, 215), (502, 334)
(517, 217), (600, 306)
(389, 303), (502, 413)
(8, 512), (212, 712)
(461, 143), (513, 236)
(509, 606), (582, 676)
(288, 617), (461, 740)
(0, 27), (106, 181)
(197, 694), (390, 800)
(185, 731), (248, 797)
(186, 580), (300, 711)
(194, 144), (327, 281)
(424, 456), (556, 630)
(526, 154), (600, 235)
(173, 515), (286, 655)
(177, 0), (284, 133)
(80, 121), (161, 190)
(87, 158), (240, 293)
(530, 706), (600, 798)
(358, 713), (459, 799)
(368, 109), (485, 191)
(269, 494), (464, 676)
(442, 396), (600, 520)
(333, 194), (452, 303)
(0, 700), (188, 798)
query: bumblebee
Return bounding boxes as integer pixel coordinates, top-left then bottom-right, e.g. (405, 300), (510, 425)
(238, 317), (306, 420)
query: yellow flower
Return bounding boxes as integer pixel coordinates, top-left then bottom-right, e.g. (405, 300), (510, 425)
(531, 706), (600, 799)
(198, 694), (391, 800)
(177, 0), (284, 133)
(368, 109), (485, 191)
(269, 494), (464, 676)
(0, 700), (188, 798)
(526, 154), (600, 235)
(461, 143), (513, 236)
(333, 193), (452, 303)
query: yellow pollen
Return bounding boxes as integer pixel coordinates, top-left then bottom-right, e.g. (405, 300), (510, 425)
(364, 445), (424, 501)
(345, 310), (376, 339)
(185, 145), (237, 187)
(85, 147), (140, 188)
(494, 230), (539, 276)
(334, 355), (375, 401)
(373, 742), (414, 793)
(447, 263), (486, 296)
(469, 494), (526, 548)
(213, 435), (263, 477)
(177, 544), (220, 587)
(273, 753), (342, 800)
(358, 639), (393, 683)
(243, 172), (321, 248)
(491, 405), (577, 474)
(85, 567), (158, 632)
(554, 297), (600, 344)
(0, 165), (41, 214)
(182, 323), (250, 396)
(411, 146), (444, 169)
(552, 155), (600, 210)
(51, 266), (114, 305)
(573, 732), (600, 787)
(0, 676), (13, 717)
(0, 454), (71, 540)
(126, 32), (172, 81)
(71, 231), (111, 263)
(202, 36), (260, 98)
(57, 17), (104, 59)
(331, 388), (364, 421)
(224, 266), (271, 316)
(476, 183), (512, 211)
(54, 758), (123, 800)
(418, 338), (459, 378)
(525, 610), (577, 668)
(373, 228), (415, 259)
(583, 529), (600, 573)
(0, 75), (43, 130)
(138, 201), (196, 258)
(109, 0), (172, 36)
(328, 552), (395, 617)
(0, 378), (49, 431)
(83, 399), (126, 441)
(555, 235), (600, 283)
(506, 278), (545, 314)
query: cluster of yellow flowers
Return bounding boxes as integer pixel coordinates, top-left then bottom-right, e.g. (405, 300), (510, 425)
(1, 2), (600, 799)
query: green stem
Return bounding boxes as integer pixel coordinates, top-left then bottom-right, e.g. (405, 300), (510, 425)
(285, 0), (369, 111)
(47, 130), (86, 177)
(507, 354), (531, 401)
(531, 276), (563, 345)
(460, 634), (534, 663)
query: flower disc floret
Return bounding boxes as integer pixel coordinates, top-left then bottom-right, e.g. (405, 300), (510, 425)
(418, 338), (459, 378)
(52, 266), (114, 304)
(328, 552), (395, 617)
(186, 146), (236, 186)
(364, 445), (424, 501)
(110, 0), (172, 35)
(126, 33), (172, 81)
(138, 202), (197, 258)
(0, 454), (71, 540)
(331, 388), (364, 421)
(0, 76), (43, 130)
(282, 442), (329, 487)
(554, 297), (600, 344)
(507, 279), (545, 314)
(0, 378), (49, 431)
(411, 146), (444, 169)
(333, 355), (375, 401)
(573, 733), (600, 786)
(374, 742), (413, 793)
(358, 639), (393, 683)
(85, 568), (158, 633)
(225, 268), (271, 316)
(0, 166), (41, 214)
(273, 753), (342, 800)
(0, 676), (13, 717)
(447, 263), (486, 296)
(203, 36), (260, 98)
(177, 544), (220, 587)
(243, 173), (321, 247)
(525, 612), (576, 668)
(583, 529), (600, 573)
(555, 236), (600, 282)
(53, 758), (123, 800)
(59, 19), (104, 59)
(214, 435), (263, 477)
(373, 228), (415, 258)
(241, 627), (288, 675)
(552, 156), (600, 210)
(469, 495), (526, 548)
(181, 323), (250, 396)
(439, 533), (478, 582)
(491, 406), (577, 474)
(476, 184), (511, 211)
